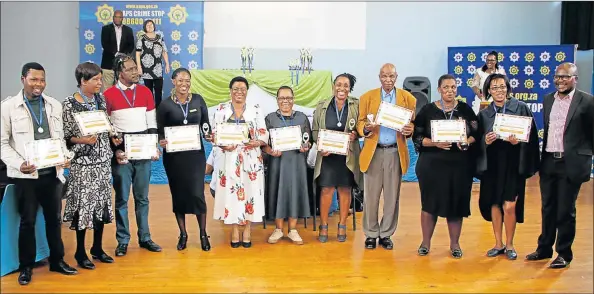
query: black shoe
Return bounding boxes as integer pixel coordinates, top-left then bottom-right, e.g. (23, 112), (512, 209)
(418, 245), (430, 256)
(90, 249), (114, 263)
(139, 240), (162, 252)
(549, 256), (570, 269)
(525, 251), (553, 261)
(49, 260), (78, 275)
(506, 249), (518, 260)
(486, 247), (506, 257)
(365, 237), (377, 249)
(230, 241), (241, 248)
(451, 248), (463, 259)
(177, 234), (188, 251)
(115, 244), (128, 257)
(379, 237), (393, 250)
(75, 256), (95, 270)
(18, 267), (32, 285)
(200, 235), (211, 251)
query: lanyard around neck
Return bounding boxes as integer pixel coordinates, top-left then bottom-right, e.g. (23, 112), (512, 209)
(23, 93), (44, 127)
(231, 103), (246, 125)
(117, 84), (136, 107)
(279, 112), (293, 127)
(492, 101), (506, 114)
(78, 90), (98, 111)
(439, 99), (455, 120)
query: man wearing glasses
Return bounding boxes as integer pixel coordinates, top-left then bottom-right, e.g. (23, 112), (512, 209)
(526, 62), (594, 269)
(100, 10), (135, 92)
(104, 55), (162, 256)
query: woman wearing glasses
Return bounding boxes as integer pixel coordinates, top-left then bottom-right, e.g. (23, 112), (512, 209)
(476, 74), (540, 260)
(212, 76), (269, 248)
(263, 86), (312, 245)
(413, 74), (480, 258)
(62, 62), (114, 269)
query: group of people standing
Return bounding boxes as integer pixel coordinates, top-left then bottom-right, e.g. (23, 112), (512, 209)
(1, 53), (591, 287)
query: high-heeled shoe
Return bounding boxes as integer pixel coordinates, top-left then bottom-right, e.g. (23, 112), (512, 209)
(242, 228), (252, 248)
(75, 253), (95, 270)
(337, 224), (347, 242)
(200, 235), (211, 251)
(318, 225), (328, 243)
(230, 228), (241, 248)
(177, 234), (188, 251)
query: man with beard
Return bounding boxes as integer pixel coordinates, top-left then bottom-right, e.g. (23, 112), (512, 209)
(356, 63), (416, 250)
(104, 55), (162, 256)
(526, 62), (594, 268)
(1, 62), (77, 285)
(101, 10), (135, 92)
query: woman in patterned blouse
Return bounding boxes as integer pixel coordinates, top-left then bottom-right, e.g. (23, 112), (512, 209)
(62, 62), (115, 270)
(135, 19), (170, 107)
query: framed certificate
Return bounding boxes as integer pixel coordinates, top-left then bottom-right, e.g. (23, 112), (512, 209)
(24, 138), (65, 169)
(215, 123), (249, 146)
(125, 134), (158, 159)
(164, 125), (201, 152)
(74, 110), (112, 136)
(270, 126), (302, 151)
(493, 113), (532, 142)
(317, 129), (350, 155)
(430, 120), (467, 142)
(375, 101), (413, 131)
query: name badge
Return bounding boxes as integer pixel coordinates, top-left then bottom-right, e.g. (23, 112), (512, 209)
(190, 109), (197, 113)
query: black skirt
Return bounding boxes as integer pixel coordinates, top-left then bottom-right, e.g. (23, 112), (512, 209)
(163, 149), (207, 215)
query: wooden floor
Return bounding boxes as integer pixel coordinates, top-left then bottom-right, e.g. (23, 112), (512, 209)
(1, 177), (592, 293)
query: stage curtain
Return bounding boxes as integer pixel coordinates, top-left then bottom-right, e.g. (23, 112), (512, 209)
(189, 70), (333, 107)
(561, 1), (594, 50)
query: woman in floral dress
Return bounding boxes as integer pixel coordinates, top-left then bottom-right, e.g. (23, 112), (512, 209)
(62, 62), (114, 269)
(212, 76), (269, 248)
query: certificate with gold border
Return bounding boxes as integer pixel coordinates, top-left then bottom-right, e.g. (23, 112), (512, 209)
(493, 113), (532, 142)
(215, 123), (249, 146)
(125, 134), (158, 159)
(74, 110), (112, 136)
(317, 129), (349, 155)
(430, 120), (467, 142)
(24, 138), (65, 169)
(376, 101), (413, 131)
(164, 125), (201, 152)
(270, 126), (302, 151)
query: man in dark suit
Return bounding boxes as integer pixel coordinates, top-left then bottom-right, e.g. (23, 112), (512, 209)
(100, 10), (134, 92)
(526, 62), (594, 269)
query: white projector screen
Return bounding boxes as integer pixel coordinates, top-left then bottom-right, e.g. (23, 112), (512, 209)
(204, 2), (367, 50)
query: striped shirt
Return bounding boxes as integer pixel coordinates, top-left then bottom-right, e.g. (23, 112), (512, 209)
(545, 89), (575, 153)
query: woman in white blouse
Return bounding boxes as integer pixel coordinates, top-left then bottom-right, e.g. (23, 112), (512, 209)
(471, 51), (506, 113)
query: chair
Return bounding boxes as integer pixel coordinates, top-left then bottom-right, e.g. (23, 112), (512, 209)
(0, 184), (50, 277)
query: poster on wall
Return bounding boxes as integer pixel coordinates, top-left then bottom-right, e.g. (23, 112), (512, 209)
(79, 2), (204, 97)
(447, 44), (577, 152)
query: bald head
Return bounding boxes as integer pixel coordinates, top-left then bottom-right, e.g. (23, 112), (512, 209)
(379, 63), (397, 92)
(556, 62), (578, 76)
(113, 10), (123, 26)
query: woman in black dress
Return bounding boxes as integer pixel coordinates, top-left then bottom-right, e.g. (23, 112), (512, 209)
(413, 74), (480, 258)
(476, 74), (540, 260)
(312, 73), (362, 243)
(157, 68), (211, 251)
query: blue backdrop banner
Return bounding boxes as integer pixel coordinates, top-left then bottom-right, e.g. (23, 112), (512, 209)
(448, 44), (577, 151)
(79, 2), (204, 184)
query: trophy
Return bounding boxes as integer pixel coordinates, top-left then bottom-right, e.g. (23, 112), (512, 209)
(289, 59), (299, 86)
(302, 132), (310, 148)
(348, 118), (356, 131)
(306, 48), (313, 74)
(202, 123), (211, 138)
(300, 48), (307, 74)
(240, 47), (248, 76)
(367, 113), (375, 126)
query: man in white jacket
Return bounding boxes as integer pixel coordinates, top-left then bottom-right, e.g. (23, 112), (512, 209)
(1, 62), (77, 285)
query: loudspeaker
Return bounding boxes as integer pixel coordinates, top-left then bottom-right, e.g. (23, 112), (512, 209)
(411, 91), (430, 115)
(403, 76), (431, 114)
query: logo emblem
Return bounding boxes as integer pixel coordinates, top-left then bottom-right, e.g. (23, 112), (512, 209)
(95, 4), (114, 25)
(168, 5), (188, 26)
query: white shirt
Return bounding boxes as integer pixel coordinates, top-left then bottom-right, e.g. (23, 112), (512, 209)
(114, 25), (123, 52)
(206, 147), (223, 191)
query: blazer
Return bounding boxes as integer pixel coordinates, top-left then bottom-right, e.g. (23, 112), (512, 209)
(356, 88), (416, 174)
(542, 89), (594, 183)
(101, 23), (135, 70)
(475, 97), (540, 178)
(311, 96), (363, 187)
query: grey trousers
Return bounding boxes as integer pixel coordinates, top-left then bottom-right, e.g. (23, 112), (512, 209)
(362, 147), (402, 238)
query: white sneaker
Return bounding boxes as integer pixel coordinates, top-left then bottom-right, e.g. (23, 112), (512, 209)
(268, 228), (284, 244)
(288, 229), (304, 245)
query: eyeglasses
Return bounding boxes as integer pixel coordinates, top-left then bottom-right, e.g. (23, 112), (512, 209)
(553, 75), (576, 81)
(277, 97), (294, 102)
(489, 86), (507, 91)
(486, 59), (497, 62)
(232, 87), (247, 92)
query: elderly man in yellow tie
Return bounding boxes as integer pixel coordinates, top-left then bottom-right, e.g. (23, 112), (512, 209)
(357, 63), (416, 250)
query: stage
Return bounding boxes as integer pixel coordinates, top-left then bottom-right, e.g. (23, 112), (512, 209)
(1, 178), (592, 293)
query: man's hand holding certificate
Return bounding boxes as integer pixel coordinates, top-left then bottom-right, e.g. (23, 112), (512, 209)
(431, 119), (467, 142)
(24, 138), (66, 169)
(125, 134), (158, 159)
(376, 101), (413, 131)
(493, 113), (532, 142)
(214, 123), (249, 146)
(270, 126), (302, 151)
(74, 110), (112, 136)
(317, 129), (350, 155)
(164, 125), (201, 152)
